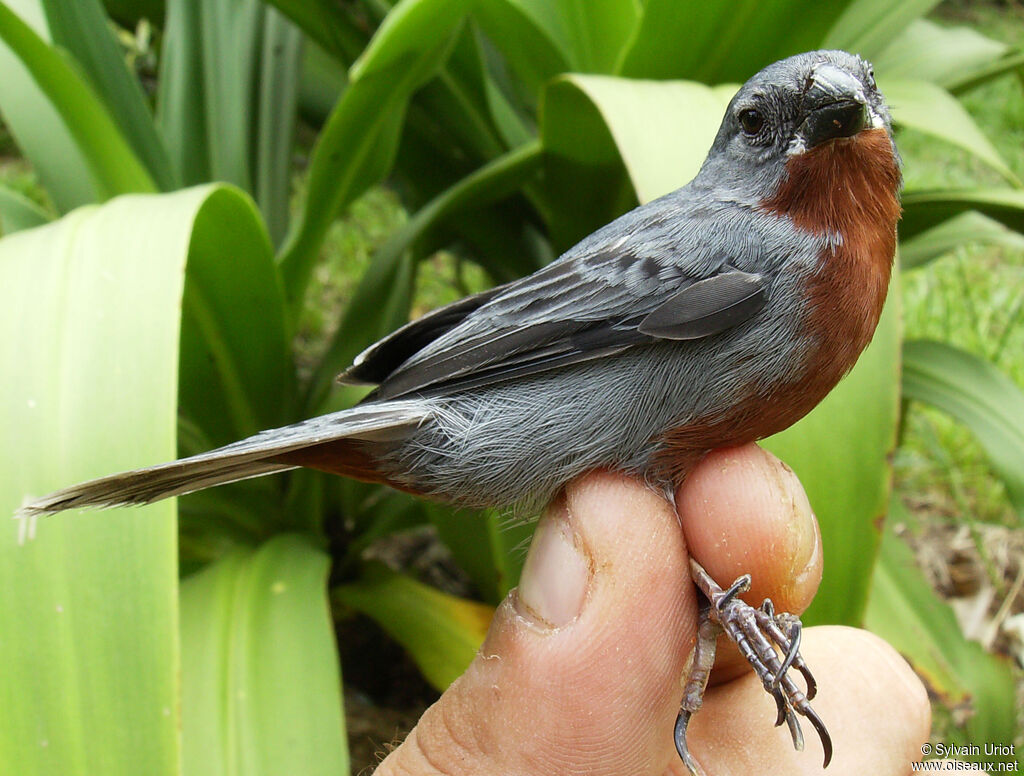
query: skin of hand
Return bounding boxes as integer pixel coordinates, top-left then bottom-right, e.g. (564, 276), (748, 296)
(374, 444), (931, 776)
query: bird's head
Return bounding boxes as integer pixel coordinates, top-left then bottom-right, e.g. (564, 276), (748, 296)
(697, 50), (898, 202)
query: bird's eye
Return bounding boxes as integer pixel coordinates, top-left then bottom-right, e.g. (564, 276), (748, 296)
(739, 108), (764, 136)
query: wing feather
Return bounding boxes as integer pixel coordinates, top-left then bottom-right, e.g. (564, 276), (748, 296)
(344, 193), (773, 401)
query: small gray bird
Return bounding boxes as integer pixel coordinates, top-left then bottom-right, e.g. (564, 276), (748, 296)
(22, 49), (901, 773)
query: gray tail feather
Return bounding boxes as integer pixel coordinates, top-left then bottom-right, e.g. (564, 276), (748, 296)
(18, 401), (430, 517)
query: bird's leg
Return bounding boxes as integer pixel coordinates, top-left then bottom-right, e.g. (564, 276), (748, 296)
(674, 598), (721, 776)
(674, 558), (833, 772)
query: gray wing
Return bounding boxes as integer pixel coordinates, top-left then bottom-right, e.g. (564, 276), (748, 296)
(350, 194), (769, 402)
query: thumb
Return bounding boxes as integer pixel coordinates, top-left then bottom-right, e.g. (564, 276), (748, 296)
(376, 471), (696, 776)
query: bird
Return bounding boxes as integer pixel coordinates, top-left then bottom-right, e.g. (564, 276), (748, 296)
(21, 49), (901, 773)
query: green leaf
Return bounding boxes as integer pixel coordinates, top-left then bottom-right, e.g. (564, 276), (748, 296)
(197, 0), (262, 191)
(866, 510), (1018, 763)
(945, 51), (1024, 97)
(902, 339), (1024, 518)
(0, 187), (245, 775)
(871, 19), (1011, 91)
(426, 505), (532, 604)
(254, 6), (303, 247)
(765, 284), (903, 625)
(279, 0), (473, 318)
(157, 0), (209, 185)
(899, 211), (1024, 270)
(0, 0), (94, 211)
(181, 535), (348, 776)
(549, 0), (640, 74)
(335, 562), (493, 690)
(472, 0), (569, 100)
(0, 0), (155, 206)
(476, 0), (639, 77)
(298, 38), (348, 124)
(0, 182), (50, 234)
(0, 183), (304, 772)
(618, 0), (852, 82)
(305, 249), (417, 414)
(264, 0), (363, 63)
(901, 188), (1024, 241)
(824, 0), (942, 59)
(175, 187), (293, 449)
(305, 140), (542, 413)
(40, 0), (178, 190)
(883, 78), (1020, 186)
(540, 74), (733, 248)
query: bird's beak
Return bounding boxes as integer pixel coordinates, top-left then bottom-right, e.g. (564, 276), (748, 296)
(798, 64), (869, 149)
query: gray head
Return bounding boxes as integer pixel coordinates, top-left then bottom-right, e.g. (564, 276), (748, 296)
(695, 50), (894, 200)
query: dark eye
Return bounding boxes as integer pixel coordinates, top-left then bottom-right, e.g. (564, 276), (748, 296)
(739, 108), (764, 136)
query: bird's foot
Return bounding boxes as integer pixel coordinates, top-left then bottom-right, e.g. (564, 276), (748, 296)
(674, 558), (832, 774)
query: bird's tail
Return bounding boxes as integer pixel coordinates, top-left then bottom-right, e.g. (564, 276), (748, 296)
(18, 401), (430, 517)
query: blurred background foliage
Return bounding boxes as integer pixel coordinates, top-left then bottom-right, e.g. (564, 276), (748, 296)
(0, 0), (1022, 772)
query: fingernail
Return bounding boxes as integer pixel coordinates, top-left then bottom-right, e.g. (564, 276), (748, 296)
(771, 457), (817, 576)
(516, 498), (590, 628)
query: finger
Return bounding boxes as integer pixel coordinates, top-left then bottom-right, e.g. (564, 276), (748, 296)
(376, 470), (695, 776)
(682, 626), (931, 775)
(676, 444), (823, 681)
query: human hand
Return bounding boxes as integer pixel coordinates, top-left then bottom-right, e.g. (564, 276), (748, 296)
(375, 444), (930, 775)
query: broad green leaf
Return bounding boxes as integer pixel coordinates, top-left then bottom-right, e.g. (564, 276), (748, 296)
(175, 188), (292, 449)
(0, 0), (154, 206)
(305, 249), (417, 413)
(0, 0), (94, 212)
(872, 19), (1010, 91)
(901, 188), (1024, 241)
(549, 0), (640, 74)
(540, 75), (733, 248)
(412, 30), (509, 165)
(254, 7), (302, 247)
(883, 78), (1020, 186)
(335, 562), (494, 690)
(0, 187), (247, 775)
(306, 140), (542, 413)
(945, 51), (1024, 97)
(765, 284), (902, 625)
(0, 182), (50, 233)
(618, 0), (852, 82)
(157, 0), (208, 185)
(477, 0), (638, 77)
(866, 510), (1018, 764)
(824, 0), (942, 59)
(426, 505), (533, 604)
(298, 38), (348, 124)
(264, 0), (364, 63)
(279, 0), (473, 317)
(181, 535), (348, 776)
(473, 0), (569, 100)
(350, 0), (468, 82)
(902, 339), (1024, 518)
(170, 185), (296, 543)
(336, 488), (433, 564)
(41, 0), (178, 190)
(198, 0), (262, 191)
(899, 211), (1024, 270)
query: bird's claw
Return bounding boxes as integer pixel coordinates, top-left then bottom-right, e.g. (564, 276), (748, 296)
(674, 559), (833, 771)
